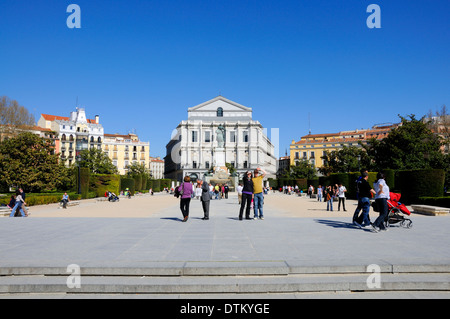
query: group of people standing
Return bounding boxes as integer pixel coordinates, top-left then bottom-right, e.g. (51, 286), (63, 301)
(318, 184), (347, 212)
(238, 168), (266, 220)
(176, 167), (267, 222)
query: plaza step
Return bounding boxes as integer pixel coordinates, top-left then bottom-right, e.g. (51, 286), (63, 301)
(0, 265), (449, 296)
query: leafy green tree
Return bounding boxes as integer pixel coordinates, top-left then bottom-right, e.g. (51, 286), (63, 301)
(363, 114), (446, 171)
(319, 146), (370, 175)
(0, 132), (72, 192)
(78, 148), (118, 174)
(126, 161), (150, 179)
(284, 159), (316, 180)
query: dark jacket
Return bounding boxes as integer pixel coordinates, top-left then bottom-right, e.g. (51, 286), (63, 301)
(201, 182), (210, 202)
(242, 176), (254, 194)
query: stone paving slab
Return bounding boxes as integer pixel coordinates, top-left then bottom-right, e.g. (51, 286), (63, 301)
(0, 193), (449, 273)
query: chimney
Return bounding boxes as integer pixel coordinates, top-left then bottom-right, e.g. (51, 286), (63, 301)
(95, 115), (99, 124)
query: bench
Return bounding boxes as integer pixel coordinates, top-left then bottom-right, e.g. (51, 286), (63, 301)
(0, 206), (11, 217)
(0, 206), (31, 217)
(411, 205), (450, 216)
(59, 200), (80, 208)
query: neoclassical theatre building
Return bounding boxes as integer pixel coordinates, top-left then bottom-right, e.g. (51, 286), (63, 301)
(164, 96), (277, 182)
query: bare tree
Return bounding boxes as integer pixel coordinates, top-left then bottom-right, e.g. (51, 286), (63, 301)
(0, 96), (36, 136)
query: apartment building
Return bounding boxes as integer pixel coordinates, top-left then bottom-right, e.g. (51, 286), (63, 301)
(103, 133), (150, 175)
(290, 124), (399, 170)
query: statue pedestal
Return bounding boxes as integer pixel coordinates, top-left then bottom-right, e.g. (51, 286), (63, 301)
(214, 147), (226, 167)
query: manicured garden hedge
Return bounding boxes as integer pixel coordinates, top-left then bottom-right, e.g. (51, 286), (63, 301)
(0, 192), (82, 207)
(79, 167), (90, 199)
(396, 169), (445, 204)
(90, 174), (120, 197)
(416, 196), (450, 208)
(120, 177), (135, 195)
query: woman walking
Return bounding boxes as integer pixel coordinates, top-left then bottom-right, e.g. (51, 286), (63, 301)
(179, 176), (193, 222)
(372, 172), (390, 232)
(239, 171), (254, 220)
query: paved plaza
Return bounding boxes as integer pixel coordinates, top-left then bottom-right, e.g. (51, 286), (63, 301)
(0, 192), (449, 298)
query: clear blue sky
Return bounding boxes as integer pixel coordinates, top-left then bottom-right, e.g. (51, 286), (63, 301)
(1, 0), (449, 158)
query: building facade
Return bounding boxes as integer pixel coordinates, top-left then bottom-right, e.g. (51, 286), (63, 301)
(164, 96), (277, 182)
(102, 133), (150, 175)
(290, 124), (399, 170)
(37, 108), (104, 166)
(150, 157), (165, 179)
(38, 108), (150, 173)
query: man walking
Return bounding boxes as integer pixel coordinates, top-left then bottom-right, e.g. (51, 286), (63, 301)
(252, 167), (266, 220)
(200, 180), (210, 220)
(353, 171), (376, 229)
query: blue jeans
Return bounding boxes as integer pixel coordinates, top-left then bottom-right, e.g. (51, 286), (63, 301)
(360, 197), (371, 226)
(374, 198), (389, 229)
(327, 198), (333, 211)
(253, 193), (264, 218)
(9, 202), (26, 217)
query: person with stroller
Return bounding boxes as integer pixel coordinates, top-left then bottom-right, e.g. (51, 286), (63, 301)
(372, 172), (390, 232)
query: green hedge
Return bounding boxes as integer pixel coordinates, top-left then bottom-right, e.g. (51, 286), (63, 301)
(160, 179), (172, 190)
(79, 168), (90, 199)
(416, 196), (450, 208)
(134, 175), (142, 191)
(397, 169), (445, 204)
(90, 174), (120, 197)
(0, 192), (82, 207)
(120, 177), (135, 195)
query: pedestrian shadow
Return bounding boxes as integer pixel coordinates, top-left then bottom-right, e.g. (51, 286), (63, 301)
(160, 217), (183, 222)
(314, 219), (359, 229)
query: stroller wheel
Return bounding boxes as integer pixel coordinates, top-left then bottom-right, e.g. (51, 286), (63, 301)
(401, 219), (413, 229)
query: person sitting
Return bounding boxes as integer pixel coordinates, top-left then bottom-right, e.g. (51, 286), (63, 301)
(61, 192), (70, 209)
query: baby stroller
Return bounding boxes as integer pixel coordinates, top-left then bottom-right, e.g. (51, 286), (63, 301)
(108, 192), (120, 202)
(386, 192), (412, 228)
(371, 192), (412, 228)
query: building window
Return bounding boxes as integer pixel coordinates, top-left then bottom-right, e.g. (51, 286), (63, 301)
(243, 161), (248, 168)
(217, 107), (223, 117)
(243, 131), (248, 142)
(193, 161), (197, 168)
(230, 131), (236, 142)
(205, 161), (210, 169)
(192, 131), (198, 142)
(205, 131), (211, 143)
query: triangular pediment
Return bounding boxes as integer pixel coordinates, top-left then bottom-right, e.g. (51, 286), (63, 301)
(188, 96), (252, 113)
